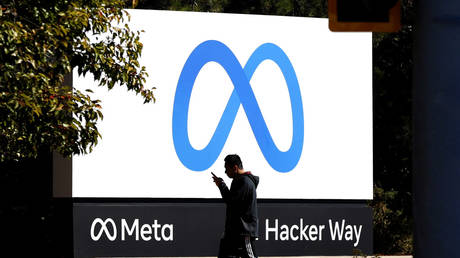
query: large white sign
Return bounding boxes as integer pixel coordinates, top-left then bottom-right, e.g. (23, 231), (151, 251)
(73, 10), (372, 199)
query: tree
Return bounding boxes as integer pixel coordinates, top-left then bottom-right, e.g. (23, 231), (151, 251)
(370, 0), (414, 254)
(0, 0), (155, 162)
(0, 0), (414, 255)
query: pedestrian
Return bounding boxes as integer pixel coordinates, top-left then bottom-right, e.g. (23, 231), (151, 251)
(212, 154), (259, 258)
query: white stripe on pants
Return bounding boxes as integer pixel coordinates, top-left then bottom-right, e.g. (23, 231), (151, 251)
(244, 236), (256, 258)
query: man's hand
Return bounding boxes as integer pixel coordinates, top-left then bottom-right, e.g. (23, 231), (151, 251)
(212, 172), (223, 187)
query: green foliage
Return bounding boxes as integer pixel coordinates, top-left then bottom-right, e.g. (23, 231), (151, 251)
(370, 185), (413, 254)
(139, 0), (327, 17)
(0, 0), (155, 162)
(371, 0), (415, 254)
(1, 0), (415, 254)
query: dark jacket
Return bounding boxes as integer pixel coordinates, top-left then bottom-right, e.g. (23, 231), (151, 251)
(218, 172), (259, 238)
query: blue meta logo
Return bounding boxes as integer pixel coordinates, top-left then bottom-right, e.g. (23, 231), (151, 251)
(172, 40), (304, 173)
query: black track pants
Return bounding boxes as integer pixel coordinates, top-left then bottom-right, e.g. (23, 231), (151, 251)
(218, 234), (257, 258)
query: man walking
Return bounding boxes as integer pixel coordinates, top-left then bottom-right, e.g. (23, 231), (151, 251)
(212, 154), (259, 258)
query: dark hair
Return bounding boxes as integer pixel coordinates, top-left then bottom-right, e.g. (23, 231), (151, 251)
(224, 154), (243, 169)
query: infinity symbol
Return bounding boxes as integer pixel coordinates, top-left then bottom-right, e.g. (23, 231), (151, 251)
(91, 218), (117, 241)
(173, 40), (304, 172)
